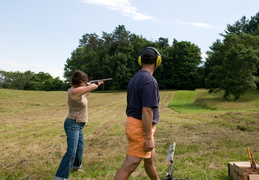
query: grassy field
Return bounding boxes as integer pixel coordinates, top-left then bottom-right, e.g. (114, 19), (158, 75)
(0, 89), (258, 180)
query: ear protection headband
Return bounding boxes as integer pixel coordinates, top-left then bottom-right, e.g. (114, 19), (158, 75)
(138, 47), (162, 67)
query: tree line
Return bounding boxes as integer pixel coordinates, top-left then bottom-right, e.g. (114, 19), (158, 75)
(0, 70), (68, 91)
(1, 12), (258, 100)
(63, 29), (203, 90)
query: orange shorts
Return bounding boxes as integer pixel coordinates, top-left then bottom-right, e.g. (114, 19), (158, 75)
(125, 116), (156, 159)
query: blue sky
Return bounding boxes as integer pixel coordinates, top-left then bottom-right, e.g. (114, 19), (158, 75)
(0, 0), (258, 79)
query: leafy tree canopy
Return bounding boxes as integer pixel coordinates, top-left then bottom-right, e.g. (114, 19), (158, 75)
(205, 11), (259, 100)
(64, 25), (202, 90)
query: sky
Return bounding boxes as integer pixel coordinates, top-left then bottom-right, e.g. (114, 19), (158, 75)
(0, 0), (258, 79)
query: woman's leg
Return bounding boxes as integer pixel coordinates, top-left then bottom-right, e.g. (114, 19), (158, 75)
(55, 119), (80, 179)
(72, 123), (85, 169)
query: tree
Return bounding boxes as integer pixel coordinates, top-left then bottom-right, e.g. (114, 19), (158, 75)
(79, 33), (101, 51)
(0, 70), (33, 90)
(205, 11), (259, 99)
(63, 25), (204, 90)
(63, 25), (154, 90)
(158, 40), (202, 90)
(64, 46), (89, 80)
(224, 12), (259, 35)
(107, 53), (131, 90)
(204, 39), (224, 76)
(0, 70), (68, 91)
(111, 25), (131, 54)
(42, 77), (66, 91)
(248, 12), (259, 35)
(206, 34), (259, 100)
(156, 37), (169, 49)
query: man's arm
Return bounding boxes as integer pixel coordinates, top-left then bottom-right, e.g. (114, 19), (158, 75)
(142, 107), (154, 152)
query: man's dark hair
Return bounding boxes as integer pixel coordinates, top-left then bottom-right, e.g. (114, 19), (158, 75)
(140, 47), (159, 65)
(142, 54), (157, 65)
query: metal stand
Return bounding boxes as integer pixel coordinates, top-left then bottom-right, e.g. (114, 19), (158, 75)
(161, 143), (193, 180)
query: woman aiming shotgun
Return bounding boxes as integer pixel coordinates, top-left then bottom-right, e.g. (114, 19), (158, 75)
(54, 70), (103, 180)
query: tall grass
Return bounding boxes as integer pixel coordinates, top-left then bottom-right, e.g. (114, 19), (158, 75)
(0, 89), (258, 180)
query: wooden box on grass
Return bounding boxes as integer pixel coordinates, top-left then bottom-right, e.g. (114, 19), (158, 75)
(249, 175), (259, 180)
(228, 162), (236, 178)
(228, 162), (259, 180)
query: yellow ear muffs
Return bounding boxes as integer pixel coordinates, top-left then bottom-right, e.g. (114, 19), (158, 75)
(156, 55), (162, 67)
(138, 47), (162, 67)
(138, 54), (162, 67)
(138, 56), (142, 66)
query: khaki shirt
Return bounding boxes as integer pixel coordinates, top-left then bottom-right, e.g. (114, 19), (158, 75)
(67, 88), (88, 123)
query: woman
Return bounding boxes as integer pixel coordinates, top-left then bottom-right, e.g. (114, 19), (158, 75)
(54, 70), (103, 180)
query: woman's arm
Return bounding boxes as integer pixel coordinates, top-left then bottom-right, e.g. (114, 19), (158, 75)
(70, 82), (102, 100)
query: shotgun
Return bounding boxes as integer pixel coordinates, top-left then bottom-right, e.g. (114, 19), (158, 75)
(89, 78), (112, 84)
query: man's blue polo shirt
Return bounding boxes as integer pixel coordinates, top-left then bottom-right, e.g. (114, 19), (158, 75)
(126, 70), (160, 124)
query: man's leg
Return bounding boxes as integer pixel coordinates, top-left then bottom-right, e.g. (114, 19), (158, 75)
(143, 149), (160, 180)
(114, 155), (142, 180)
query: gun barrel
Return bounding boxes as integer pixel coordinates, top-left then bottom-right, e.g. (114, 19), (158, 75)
(90, 78), (112, 83)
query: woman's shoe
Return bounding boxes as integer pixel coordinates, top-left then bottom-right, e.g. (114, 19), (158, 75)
(71, 169), (84, 173)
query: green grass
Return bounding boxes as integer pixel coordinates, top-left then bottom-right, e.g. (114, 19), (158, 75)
(168, 90), (213, 113)
(168, 89), (259, 113)
(0, 89), (258, 180)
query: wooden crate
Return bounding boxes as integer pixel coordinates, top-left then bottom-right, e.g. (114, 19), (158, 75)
(249, 175), (259, 180)
(232, 162), (259, 180)
(229, 162), (236, 178)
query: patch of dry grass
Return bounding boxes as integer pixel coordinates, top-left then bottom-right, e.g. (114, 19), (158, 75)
(0, 89), (258, 180)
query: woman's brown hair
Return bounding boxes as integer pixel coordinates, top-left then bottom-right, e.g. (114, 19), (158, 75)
(71, 70), (89, 87)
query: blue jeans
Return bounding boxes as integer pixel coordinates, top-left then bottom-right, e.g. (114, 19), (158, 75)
(55, 118), (85, 179)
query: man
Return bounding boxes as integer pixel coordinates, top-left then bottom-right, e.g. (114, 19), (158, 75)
(114, 47), (162, 180)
